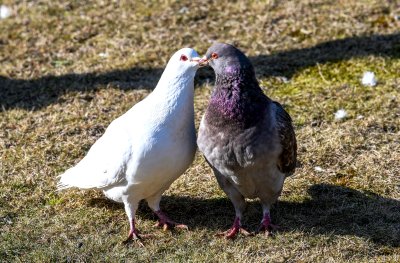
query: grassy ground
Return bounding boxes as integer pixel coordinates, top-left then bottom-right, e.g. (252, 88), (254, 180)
(1, 0), (400, 262)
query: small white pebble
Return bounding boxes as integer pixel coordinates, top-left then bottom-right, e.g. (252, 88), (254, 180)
(98, 52), (108, 58)
(334, 109), (347, 120)
(361, 71), (377, 87)
(277, 76), (289, 83)
(314, 166), (325, 172)
(356, 115), (364, 120)
(0, 5), (12, 19)
(179, 7), (189, 14)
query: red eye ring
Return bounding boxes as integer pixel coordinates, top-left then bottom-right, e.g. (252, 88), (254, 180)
(211, 52), (218, 59)
(180, 54), (188, 61)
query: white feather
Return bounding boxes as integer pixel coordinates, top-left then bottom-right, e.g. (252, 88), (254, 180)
(0, 5), (12, 19)
(334, 109), (347, 120)
(361, 71), (377, 87)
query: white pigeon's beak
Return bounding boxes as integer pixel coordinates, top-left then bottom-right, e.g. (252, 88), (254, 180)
(191, 56), (209, 67)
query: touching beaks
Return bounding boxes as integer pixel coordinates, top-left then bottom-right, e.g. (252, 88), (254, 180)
(191, 56), (209, 67)
(199, 56), (209, 67)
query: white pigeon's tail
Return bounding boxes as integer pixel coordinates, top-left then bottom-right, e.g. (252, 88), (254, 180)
(57, 166), (98, 191)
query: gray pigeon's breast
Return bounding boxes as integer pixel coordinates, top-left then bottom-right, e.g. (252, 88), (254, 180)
(199, 118), (277, 167)
(198, 114), (283, 198)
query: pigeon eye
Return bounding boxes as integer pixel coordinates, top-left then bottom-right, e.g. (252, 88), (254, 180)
(211, 52), (218, 59)
(180, 54), (188, 61)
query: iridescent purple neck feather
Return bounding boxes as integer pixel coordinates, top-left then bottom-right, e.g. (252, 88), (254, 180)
(207, 65), (270, 128)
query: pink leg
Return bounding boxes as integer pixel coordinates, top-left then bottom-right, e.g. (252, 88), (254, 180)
(217, 217), (252, 239)
(123, 218), (145, 246)
(258, 212), (279, 236)
(154, 210), (188, 231)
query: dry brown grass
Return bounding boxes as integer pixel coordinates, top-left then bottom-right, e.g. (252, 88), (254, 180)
(1, 0), (399, 262)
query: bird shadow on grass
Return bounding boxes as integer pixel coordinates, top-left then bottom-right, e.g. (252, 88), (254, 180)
(1, 33), (399, 111)
(89, 183), (400, 247)
(0, 67), (163, 111)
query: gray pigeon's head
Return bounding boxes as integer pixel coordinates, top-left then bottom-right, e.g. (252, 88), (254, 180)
(203, 43), (254, 75)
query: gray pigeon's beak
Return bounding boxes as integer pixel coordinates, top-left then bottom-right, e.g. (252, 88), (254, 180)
(193, 56), (209, 67)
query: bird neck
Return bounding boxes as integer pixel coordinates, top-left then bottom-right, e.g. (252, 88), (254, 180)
(207, 70), (269, 128)
(151, 68), (195, 116)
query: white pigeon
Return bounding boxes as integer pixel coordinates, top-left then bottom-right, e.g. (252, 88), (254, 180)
(58, 48), (203, 242)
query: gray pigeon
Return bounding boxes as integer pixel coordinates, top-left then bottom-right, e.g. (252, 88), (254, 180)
(197, 43), (297, 238)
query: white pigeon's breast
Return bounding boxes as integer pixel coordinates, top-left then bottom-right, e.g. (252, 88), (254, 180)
(118, 100), (196, 198)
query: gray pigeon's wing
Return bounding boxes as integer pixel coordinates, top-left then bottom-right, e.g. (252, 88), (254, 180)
(273, 101), (297, 176)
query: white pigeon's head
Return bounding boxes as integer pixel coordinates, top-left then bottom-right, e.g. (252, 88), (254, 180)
(166, 48), (204, 74)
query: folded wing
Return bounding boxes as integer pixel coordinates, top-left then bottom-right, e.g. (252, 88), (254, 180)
(273, 101), (297, 176)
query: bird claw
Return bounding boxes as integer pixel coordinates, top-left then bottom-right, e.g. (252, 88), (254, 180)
(154, 210), (188, 231)
(257, 212), (279, 237)
(174, 223), (189, 230)
(239, 228), (253, 236)
(154, 220), (188, 231)
(216, 217), (253, 239)
(257, 223), (279, 237)
(122, 232), (144, 247)
(122, 231), (154, 246)
(216, 227), (253, 239)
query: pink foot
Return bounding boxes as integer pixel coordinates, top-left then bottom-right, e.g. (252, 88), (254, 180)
(154, 210), (188, 231)
(122, 219), (151, 246)
(216, 217), (252, 239)
(258, 213), (279, 237)
(123, 227), (141, 244)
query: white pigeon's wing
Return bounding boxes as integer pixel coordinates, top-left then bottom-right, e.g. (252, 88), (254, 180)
(58, 117), (133, 190)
